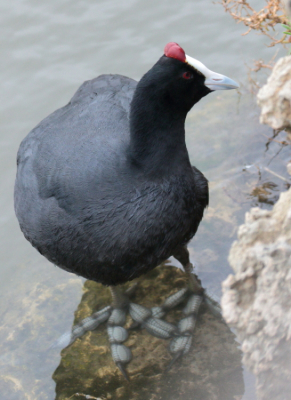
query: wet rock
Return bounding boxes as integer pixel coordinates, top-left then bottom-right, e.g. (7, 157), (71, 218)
(222, 186), (291, 400)
(257, 56), (291, 139)
(53, 264), (244, 400)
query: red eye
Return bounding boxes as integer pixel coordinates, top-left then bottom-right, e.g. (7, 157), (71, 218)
(183, 71), (193, 80)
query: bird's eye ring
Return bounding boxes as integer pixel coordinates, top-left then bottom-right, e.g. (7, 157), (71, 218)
(183, 71), (193, 80)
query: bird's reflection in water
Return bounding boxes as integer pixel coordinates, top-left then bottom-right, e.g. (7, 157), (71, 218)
(52, 262), (244, 400)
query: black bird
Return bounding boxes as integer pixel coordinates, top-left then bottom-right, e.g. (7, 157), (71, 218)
(14, 42), (238, 378)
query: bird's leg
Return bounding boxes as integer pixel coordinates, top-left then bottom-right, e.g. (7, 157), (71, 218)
(109, 285), (130, 309)
(173, 246), (203, 294)
(166, 245), (222, 369)
(107, 286), (132, 380)
(174, 247), (222, 317)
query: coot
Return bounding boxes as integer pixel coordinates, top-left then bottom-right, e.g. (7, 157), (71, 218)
(15, 42), (238, 378)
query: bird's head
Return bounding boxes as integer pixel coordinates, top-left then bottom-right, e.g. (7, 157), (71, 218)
(137, 42), (239, 114)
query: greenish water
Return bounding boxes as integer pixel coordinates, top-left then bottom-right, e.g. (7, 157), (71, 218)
(0, 0), (290, 399)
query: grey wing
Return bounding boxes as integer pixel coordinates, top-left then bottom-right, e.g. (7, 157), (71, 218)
(14, 74), (137, 236)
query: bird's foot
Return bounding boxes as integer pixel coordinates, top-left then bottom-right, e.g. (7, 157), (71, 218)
(52, 283), (221, 380)
(109, 287), (207, 375)
(128, 287), (222, 370)
(106, 286), (189, 379)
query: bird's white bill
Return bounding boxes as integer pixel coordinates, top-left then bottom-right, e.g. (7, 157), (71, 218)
(185, 54), (239, 91)
(204, 73), (239, 91)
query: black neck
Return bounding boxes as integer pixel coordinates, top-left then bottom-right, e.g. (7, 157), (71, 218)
(128, 81), (191, 176)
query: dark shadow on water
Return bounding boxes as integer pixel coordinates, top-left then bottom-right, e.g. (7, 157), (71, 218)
(52, 264), (244, 400)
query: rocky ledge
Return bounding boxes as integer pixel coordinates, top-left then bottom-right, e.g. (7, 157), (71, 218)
(222, 56), (291, 400)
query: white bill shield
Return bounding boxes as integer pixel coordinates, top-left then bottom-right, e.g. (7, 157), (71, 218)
(185, 54), (239, 91)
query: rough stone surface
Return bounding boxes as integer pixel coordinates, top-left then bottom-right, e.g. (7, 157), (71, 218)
(257, 56), (291, 139)
(222, 186), (291, 400)
(222, 54), (291, 400)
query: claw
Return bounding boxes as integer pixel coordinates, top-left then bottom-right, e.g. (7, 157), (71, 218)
(166, 350), (183, 371)
(116, 362), (130, 381)
(169, 335), (192, 356)
(143, 317), (177, 339)
(204, 292), (222, 319)
(110, 344), (132, 381)
(168, 335), (192, 369)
